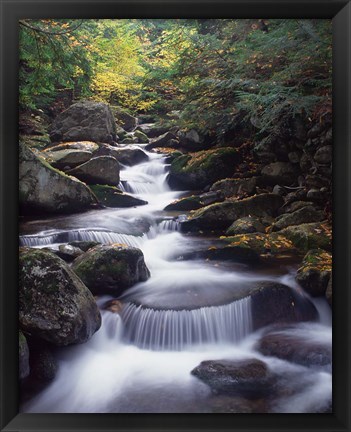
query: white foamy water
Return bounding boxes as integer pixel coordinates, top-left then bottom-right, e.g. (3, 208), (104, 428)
(20, 143), (332, 414)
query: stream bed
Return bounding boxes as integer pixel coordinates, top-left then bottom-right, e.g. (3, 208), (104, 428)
(20, 146), (332, 413)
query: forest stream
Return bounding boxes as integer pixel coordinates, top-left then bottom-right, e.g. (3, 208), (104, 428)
(19, 142), (332, 414)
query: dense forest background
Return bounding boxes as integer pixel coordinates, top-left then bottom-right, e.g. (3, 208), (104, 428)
(19, 18), (332, 145)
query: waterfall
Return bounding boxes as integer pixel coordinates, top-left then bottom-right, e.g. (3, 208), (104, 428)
(19, 229), (145, 248)
(121, 297), (253, 351)
(157, 219), (180, 232)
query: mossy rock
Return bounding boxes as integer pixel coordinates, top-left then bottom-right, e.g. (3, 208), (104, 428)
(134, 130), (149, 143)
(296, 249), (332, 297)
(164, 195), (205, 211)
(66, 156), (120, 186)
(272, 206), (325, 231)
(210, 177), (257, 198)
(71, 244), (150, 296)
(19, 247), (101, 346)
(280, 222), (332, 252)
(226, 217), (266, 236)
(181, 194), (283, 232)
(90, 185), (147, 207)
(168, 148), (241, 190)
(19, 142), (98, 215)
(221, 232), (298, 257)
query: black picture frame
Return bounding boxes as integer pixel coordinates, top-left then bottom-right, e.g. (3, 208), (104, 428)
(1, 0), (350, 431)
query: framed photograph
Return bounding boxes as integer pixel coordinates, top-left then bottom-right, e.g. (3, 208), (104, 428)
(1, 0), (350, 431)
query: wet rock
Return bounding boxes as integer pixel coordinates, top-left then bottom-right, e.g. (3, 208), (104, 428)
(96, 144), (148, 166)
(164, 192), (222, 211)
(49, 101), (117, 144)
(103, 299), (123, 314)
(164, 195), (204, 211)
(168, 148), (240, 190)
(314, 145), (332, 164)
(133, 130), (149, 143)
(19, 143), (97, 214)
(120, 137), (135, 145)
(226, 217), (266, 236)
(280, 222), (332, 252)
(90, 185), (147, 207)
(261, 162), (298, 185)
(112, 106), (137, 131)
(191, 358), (274, 398)
(68, 241), (101, 252)
(210, 177), (257, 198)
(57, 244), (85, 261)
(146, 131), (178, 150)
(181, 194), (283, 232)
(72, 244), (150, 296)
(19, 332), (30, 380)
(272, 206), (324, 231)
(250, 282), (318, 329)
(19, 248), (101, 346)
(296, 249), (332, 297)
(42, 149), (93, 170)
(67, 156), (120, 186)
(179, 244), (260, 264)
(208, 394), (269, 413)
(256, 327), (332, 368)
(27, 339), (58, 382)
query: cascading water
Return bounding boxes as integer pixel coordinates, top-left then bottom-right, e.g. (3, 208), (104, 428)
(20, 143), (332, 414)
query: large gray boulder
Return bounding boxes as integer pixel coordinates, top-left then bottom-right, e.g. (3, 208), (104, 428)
(49, 101), (117, 144)
(42, 149), (93, 170)
(19, 248), (101, 346)
(19, 143), (97, 214)
(67, 156), (120, 185)
(72, 244), (150, 296)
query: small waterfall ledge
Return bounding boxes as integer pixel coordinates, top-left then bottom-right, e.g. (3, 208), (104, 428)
(120, 297), (253, 351)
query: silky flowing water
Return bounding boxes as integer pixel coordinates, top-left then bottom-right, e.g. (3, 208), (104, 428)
(20, 145), (332, 413)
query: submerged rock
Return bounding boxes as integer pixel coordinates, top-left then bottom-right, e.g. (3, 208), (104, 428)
(250, 282), (318, 330)
(168, 148), (240, 190)
(181, 194), (283, 232)
(191, 358), (274, 398)
(19, 142), (97, 214)
(67, 156), (120, 186)
(296, 249), (332, 297)
(49, 101), (117, 144)
(90, 185), (147, 207)
(256, 326), (332, 368)
(72, 244), (150, 296)
(19, 248), (101, 346)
